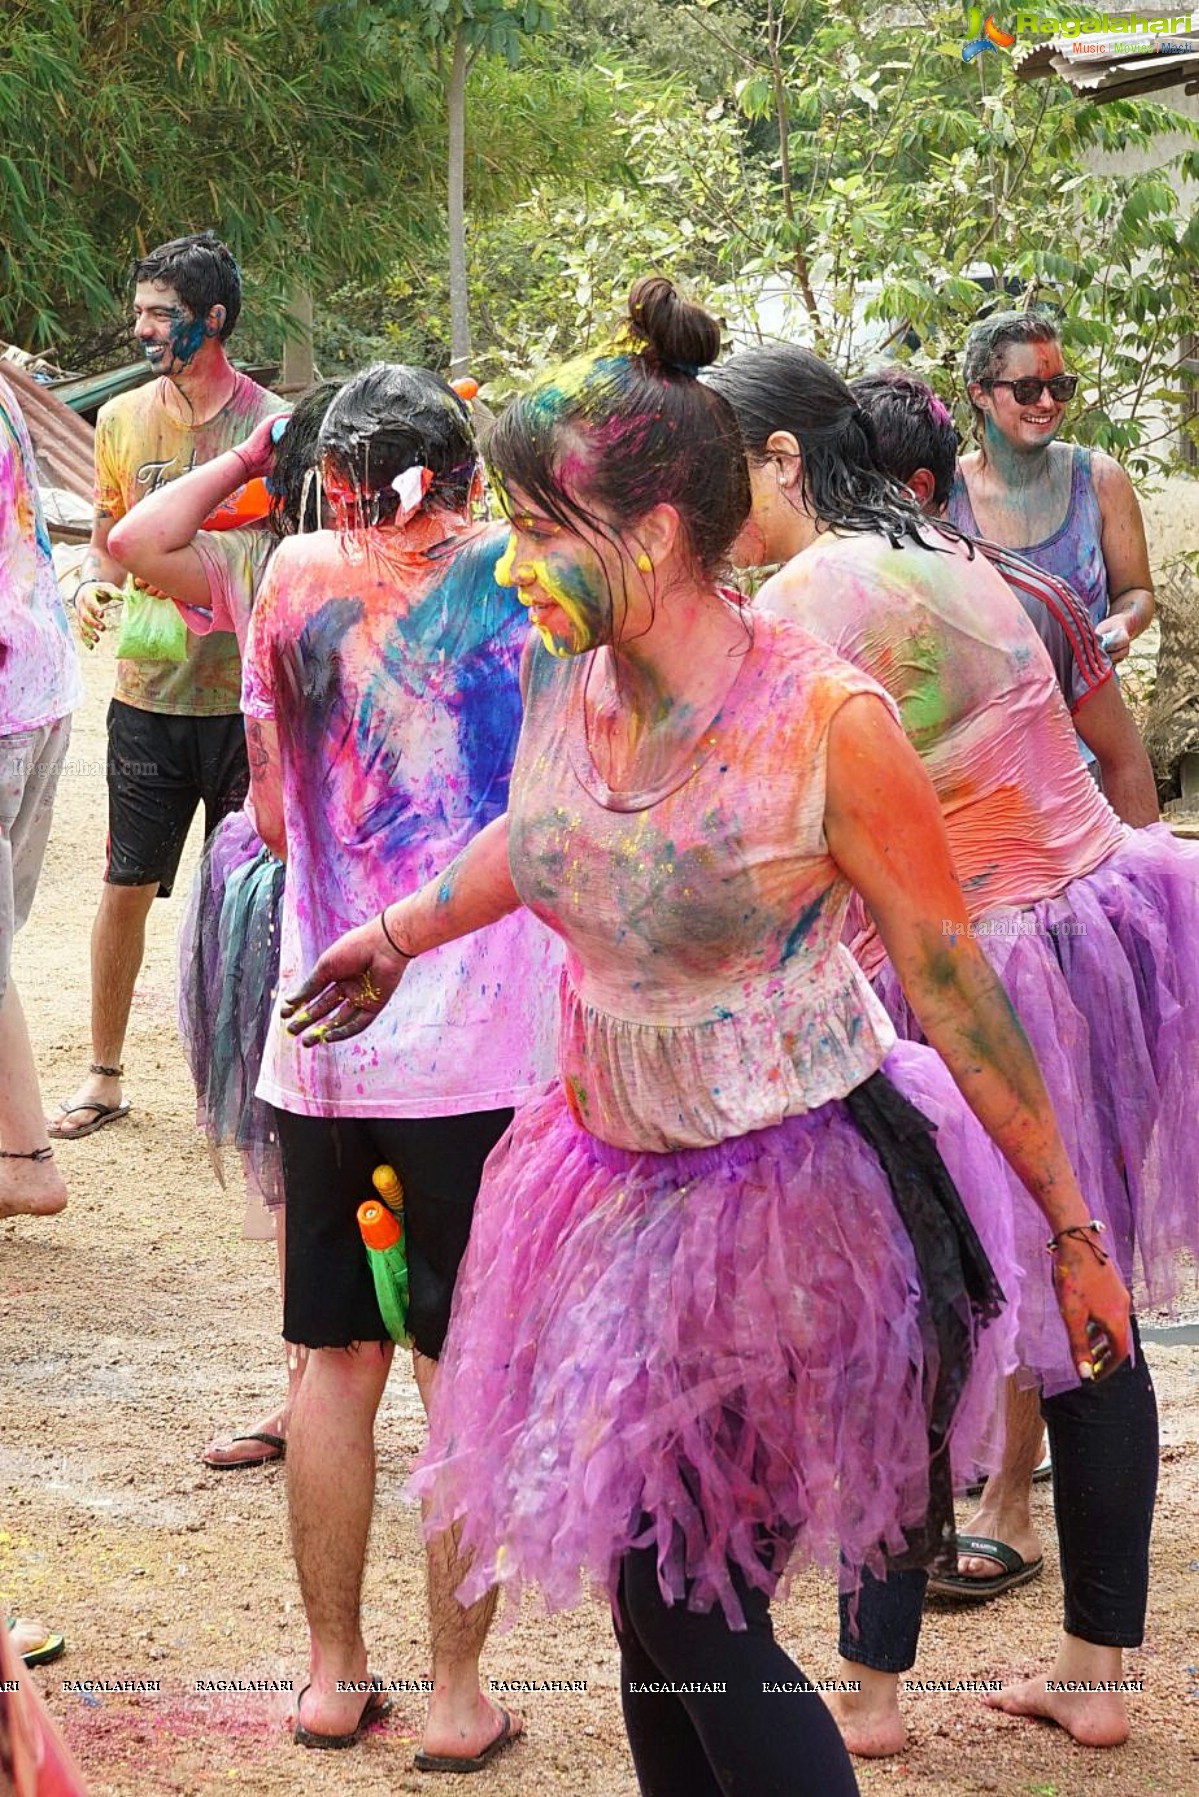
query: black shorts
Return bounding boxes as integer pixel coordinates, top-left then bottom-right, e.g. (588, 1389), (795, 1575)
(105, 699), (249, 898)
(276, 1107), (514, 1357)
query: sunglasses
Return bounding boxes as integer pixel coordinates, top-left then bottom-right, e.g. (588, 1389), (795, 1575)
(982, 374), (1079, 405)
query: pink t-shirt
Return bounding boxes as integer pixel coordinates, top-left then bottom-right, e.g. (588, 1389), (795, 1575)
(241, 514), (558, 1119)
(757, 530), (1127, 971)
(508, 613), (900, 1151)
(0, 375), (82, 734)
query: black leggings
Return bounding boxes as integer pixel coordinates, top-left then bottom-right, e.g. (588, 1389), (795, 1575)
(617, 1545), (860, 1797)
(839, 1324), (1159, 1669)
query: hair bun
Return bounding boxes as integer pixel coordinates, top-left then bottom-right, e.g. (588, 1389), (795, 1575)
(627, 276), (721, 375)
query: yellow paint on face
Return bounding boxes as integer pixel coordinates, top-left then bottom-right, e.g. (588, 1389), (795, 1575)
(496, 529), (604, 657)
(495, 530), (519, 588)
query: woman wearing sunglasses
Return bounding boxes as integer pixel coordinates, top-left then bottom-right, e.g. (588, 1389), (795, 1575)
(949, 310), (1154, 664)
(945, 309), (1158, 1628)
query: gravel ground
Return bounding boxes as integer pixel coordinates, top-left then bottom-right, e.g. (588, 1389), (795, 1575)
(3, 644), (1198, 1797)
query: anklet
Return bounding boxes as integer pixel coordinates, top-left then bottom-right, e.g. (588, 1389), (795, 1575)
(90, 1062), (124, 1078)
(0, 1147), (55, 1162)
(1046, 1220), (1109, 1266)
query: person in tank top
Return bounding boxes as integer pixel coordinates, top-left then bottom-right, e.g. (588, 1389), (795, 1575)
(947, 309), (1154, 663)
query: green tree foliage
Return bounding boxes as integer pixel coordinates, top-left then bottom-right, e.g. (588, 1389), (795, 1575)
(0, 0), (608, 359)
(434, 0), (1197, 472)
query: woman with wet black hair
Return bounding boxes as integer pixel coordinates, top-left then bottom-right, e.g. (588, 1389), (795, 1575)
(285, 283), (1129, 1797)
(239, 361), (558, 1763)
(712, 340), (1197, 1758)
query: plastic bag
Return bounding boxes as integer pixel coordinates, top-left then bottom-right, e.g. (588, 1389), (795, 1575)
(115, 578), (189, 662)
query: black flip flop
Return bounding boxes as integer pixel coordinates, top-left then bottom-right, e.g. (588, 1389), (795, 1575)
(202, 1432), (286, 1470)
(927, 1534), (1044, 1604)
(293, 1681), (392, 1749)
(415, 1704), (520, 1774)
(48, 1098), (131, 1141)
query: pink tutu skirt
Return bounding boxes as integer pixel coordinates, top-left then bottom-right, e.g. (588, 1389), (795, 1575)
(411, 1040), (1020, 1628)
(873, 825), (1199, 1395)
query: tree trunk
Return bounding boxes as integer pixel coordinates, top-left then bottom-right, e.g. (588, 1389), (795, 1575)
(280, 286), (314, 393)
(447, 22), (471, 377)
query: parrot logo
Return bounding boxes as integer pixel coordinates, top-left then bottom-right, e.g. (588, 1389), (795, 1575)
(962, 7), (1016, 57)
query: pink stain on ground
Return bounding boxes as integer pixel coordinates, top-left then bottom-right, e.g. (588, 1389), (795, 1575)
(59, 1687), (415, 1780)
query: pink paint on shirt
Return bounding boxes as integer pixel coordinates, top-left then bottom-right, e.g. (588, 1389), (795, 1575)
(242, 515), (558, 1118)
(758, 530), (1126, 974)
(508, 613), (900, 1150)
(0, 375), (82, 734)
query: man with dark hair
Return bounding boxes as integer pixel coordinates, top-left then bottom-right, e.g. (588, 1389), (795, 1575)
(51, 230), (281, 1140)
(133, 229), (244, 344)
(851, 368), (1158, 829)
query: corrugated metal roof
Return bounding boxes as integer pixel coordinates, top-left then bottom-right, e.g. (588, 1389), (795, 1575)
(1, 360), (94, 501)
(1014, 18), (1199, 101)
(49, 361), (154, 418)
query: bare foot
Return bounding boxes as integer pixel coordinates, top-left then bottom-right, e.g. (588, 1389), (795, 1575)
(203, 1408), (288, 1467)
(955, 1493), (1042, 1580)
(986, 1674), (1130, 1747)
(0, 1154), (67, 1218)
(8, 1616), (59, 1659)
(47, 1068), (127, 1141)
(420, 1692), (524, 1764)
(828, 1663), (906, 1758)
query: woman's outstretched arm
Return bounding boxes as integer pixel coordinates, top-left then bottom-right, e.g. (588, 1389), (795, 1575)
(824, 692), (1131, 1382)
(281, 815), (520, 1042)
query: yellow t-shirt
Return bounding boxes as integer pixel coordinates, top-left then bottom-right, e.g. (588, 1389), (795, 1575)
(94, 371), (281, 716)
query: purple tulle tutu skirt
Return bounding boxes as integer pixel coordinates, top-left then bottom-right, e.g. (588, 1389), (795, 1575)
(411, 1040), (1020, 1629)
(178, 808), (285, 1208)
(873, 825), (1199, 1396)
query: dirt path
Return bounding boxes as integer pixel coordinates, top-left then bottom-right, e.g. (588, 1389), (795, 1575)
(3, 645), (1198, 1797)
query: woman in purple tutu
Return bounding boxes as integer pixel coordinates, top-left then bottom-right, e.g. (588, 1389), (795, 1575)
(283, 281), (1130, 1797)
(109, 383), (338, 1468)
(710, 342), (1195, 1756)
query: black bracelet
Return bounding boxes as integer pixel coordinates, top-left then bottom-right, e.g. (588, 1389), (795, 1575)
(1045, 1220), (1109, 1266)
(379, 907), (412, 961)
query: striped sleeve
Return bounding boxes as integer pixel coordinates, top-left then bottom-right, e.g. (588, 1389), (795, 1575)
(975, 540), (1113, 714)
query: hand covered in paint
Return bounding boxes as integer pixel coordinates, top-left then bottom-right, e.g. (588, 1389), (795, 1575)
(75, 580), (124, 648)
(232, 412), (290, 481)
(1097, 616), (1131, 664)
(1050, 1232), (1131, 1383)
(281, 910), (413, 1046)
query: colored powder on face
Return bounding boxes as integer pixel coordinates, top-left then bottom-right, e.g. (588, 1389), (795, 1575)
(496, 526), (608, 659)
(170, 313), (207, 366)
(529, 553), (607, 657)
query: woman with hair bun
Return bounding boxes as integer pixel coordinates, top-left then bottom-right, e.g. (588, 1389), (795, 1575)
(285, 283), (1129, 1797)
(711, 340), (1197, 1758)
